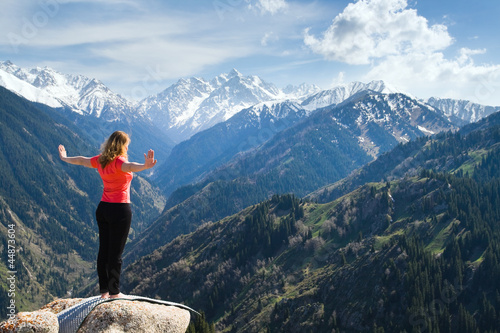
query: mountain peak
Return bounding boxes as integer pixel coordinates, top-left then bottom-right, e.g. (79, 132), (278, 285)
(283, 83), (322, 100)
(0, 60), (132, 120)
(300, 80), (410, 112)
(209, 69), (243, 88)
(228, 68), (242, 78)
(1, 60), (14, 67)
(365, 80), (404, 95)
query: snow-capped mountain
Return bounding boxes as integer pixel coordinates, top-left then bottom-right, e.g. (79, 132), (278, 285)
(154, 99), (309, 195)
(190, 70), (284, 130)
(137, 69), (288, 142)
(0, 61), (133, 121)
(327, 92), (455, 157)
(301, 80), (403, 111)
(0, 66), (62, 108)
(283, 83), (322, 100)
(136, 76), (213, 127)
(240, 100), (306, 123)
(425, 97), (500, 123)
(0, 61), (319, 142)
(1, 60), (498, 147)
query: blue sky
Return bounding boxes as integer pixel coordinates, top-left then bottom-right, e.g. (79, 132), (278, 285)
(1, 0), (499, 105)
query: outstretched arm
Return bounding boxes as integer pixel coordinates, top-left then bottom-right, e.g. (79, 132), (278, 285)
(58, 145), (93, 168)
(121, 149), (157, 173)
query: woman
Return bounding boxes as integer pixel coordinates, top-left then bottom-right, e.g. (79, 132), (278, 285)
(58, 131), (157, 299)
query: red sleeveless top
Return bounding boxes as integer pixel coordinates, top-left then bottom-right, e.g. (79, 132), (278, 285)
(90, 155), (133, 203)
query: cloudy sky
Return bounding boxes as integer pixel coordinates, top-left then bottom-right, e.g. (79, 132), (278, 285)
(1, 0), (499, 105)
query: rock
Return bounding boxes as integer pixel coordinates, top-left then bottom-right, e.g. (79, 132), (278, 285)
(0, 298), (190, 333)
(78, 300), (190, 333)
(0, 310), (58, 333)
(40, 298), (85, 314)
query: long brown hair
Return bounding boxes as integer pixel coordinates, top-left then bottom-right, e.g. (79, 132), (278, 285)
(98, 131), (130, 169)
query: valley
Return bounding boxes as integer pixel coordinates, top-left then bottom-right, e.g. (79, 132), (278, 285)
(1, 62), (499, 332)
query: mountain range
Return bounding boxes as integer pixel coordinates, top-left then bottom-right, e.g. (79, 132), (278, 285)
(151, 79), (457, 195)
(425, 96), (500, 124)
(123, 89), (458, 265)
(0, 62), (314, 143)
(1, 60), (500, 332)
(122, 111), (500, 332)
(0, 61), (133, 121)
(2, 61), (498, 146)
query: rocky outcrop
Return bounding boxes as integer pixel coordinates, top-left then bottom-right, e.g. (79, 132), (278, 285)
(78, 300), (190, 333)
(0, 298), (190, 333)
(0, 309), (59, 333)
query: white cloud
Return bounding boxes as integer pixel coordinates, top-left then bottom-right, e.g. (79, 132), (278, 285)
(304, 0), (500, 105)
(304, 0), (453, 64)
(93, 37), (251, 79)
(363, 49), (500, 105)
(256, 0), (288, 15)
(22, 18), (186, 47)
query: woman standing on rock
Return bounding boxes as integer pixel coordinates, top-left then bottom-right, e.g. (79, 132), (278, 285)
(58, 131), (157, 299)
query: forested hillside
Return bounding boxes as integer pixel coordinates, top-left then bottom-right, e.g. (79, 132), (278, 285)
(0, 87), (165, 316)
(153, 101), (307, 196)
(2, 77), (499, 331)
(122, 116), (500, 332)
(123, 97), (372, 264)
(124, 91), (455, 264)
(308, 110), (500, 203)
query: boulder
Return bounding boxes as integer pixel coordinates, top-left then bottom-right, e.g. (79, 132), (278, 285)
(0, 298), (190, 333)
(40, 298), (85, 314)
(0, 310), (58, 333)
(78, 300), (190, 333)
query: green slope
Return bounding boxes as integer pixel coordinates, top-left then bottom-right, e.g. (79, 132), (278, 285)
(0, 87), (165, 315)
(126, 92), (456, 266)
(122, 116), (500, 332)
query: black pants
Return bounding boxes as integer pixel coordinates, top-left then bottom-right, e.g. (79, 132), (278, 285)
(95, 201), (132, 295)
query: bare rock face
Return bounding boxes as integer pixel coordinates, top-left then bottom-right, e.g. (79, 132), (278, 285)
(0, 298), (190, 333)
(78, 300), (190, 333)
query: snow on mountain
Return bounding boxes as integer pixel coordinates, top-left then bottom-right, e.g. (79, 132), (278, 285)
(301, 80), (404, 111)
(0, 61), (133, 121)
(4, 60), (497, 147)
(188, 70), (285, 129)
(139, 69), (289, 142)
(0, 67), (63, 108)
(247, 100), (305, 119)
(328, 92), (456, 156)
(425, 97), (500, 123)
(136, 76), (213, 126)
(225, 99), (307, 134)
(283, 83), (322, 100)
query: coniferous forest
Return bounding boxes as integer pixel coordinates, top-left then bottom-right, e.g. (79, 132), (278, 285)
(123, 115), (500, 332)
(1, 84), (500, 332)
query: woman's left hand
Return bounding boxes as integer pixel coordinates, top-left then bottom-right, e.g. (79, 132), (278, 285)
(58, 145), (67, 160)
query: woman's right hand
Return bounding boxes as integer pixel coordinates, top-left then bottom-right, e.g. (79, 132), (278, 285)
(144, 149), (157, 169)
